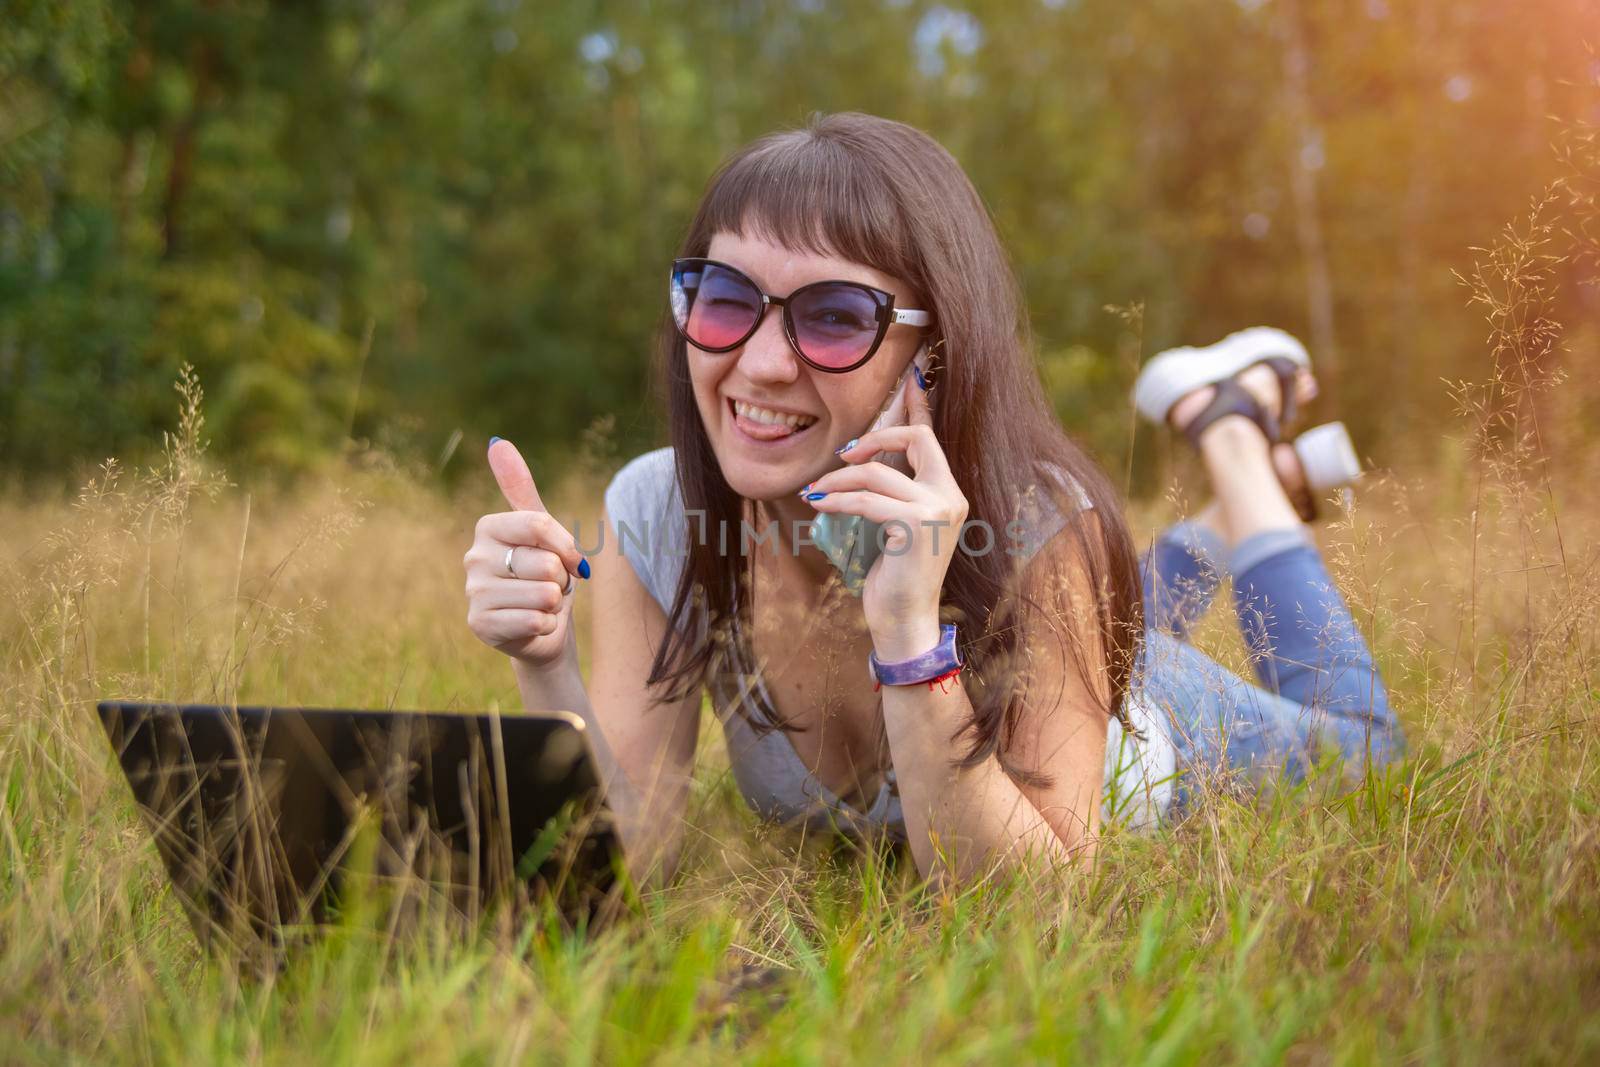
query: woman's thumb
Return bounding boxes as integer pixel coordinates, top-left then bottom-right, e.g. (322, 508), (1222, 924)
(487, 436), (545, 512)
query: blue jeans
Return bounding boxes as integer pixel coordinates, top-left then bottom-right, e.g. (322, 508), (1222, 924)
(1135, 521), (1405, 809)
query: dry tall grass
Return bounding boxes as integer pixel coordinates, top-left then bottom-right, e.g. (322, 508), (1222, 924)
(4, 183), (1600, 1063)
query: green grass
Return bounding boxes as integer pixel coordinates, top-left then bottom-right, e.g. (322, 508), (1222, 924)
(2, 378), (1598, 1064)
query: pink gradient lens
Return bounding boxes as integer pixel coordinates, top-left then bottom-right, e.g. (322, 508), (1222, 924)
(674, 262), (762, 350)
(788, 283), (882, 369)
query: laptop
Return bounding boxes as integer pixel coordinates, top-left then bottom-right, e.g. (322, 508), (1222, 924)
(97, 702), (626, 951)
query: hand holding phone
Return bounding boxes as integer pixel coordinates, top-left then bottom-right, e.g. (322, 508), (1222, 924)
(810, 345), (931, 595)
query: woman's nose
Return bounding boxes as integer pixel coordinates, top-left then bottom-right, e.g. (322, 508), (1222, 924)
(734, 308), (801, 385)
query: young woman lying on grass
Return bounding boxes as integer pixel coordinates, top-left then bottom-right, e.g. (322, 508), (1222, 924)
(461, 112), (1405, 888)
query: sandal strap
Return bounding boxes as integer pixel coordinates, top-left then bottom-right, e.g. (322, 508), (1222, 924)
(1260, 355), (1301, 429)
(1182, 378), (1281, 449)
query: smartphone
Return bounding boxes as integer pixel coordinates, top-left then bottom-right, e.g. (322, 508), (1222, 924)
(811, 344), (931, 595)
(864, 343), (929, 469)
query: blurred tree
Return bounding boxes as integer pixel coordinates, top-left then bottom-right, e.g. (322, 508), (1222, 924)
(2, 0), (1595, 487)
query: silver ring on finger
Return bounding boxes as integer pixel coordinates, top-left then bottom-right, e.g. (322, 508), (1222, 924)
(504, 545), (518, 579)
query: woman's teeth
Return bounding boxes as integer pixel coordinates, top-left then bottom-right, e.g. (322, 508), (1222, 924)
(733, 400), (816, 430)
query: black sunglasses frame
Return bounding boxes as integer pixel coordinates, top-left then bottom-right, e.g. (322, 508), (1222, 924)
(669, 257), (931, 374)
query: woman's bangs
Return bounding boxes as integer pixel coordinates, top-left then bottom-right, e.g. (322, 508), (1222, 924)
(695, 135), (919, 292)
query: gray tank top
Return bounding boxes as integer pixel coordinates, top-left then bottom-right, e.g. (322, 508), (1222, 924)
(603, 447), (1174, 840)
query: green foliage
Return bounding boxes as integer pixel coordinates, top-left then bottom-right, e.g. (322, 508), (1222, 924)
(3, 1), (1597, 487)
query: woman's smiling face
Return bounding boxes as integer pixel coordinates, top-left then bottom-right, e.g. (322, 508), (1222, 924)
(689, 230), (925, 502)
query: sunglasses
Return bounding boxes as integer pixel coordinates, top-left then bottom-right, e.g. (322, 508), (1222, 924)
(669, 257), (931, 373)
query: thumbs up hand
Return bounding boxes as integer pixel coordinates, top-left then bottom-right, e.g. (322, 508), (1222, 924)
(463, 437), (591, 667)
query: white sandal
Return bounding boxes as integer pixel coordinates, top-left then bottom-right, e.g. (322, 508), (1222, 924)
(1135, 327), (1361, 521)
(1133, 326), (1311, 427)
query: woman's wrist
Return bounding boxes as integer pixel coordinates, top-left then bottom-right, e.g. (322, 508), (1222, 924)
(509, 629), (584, 705)
(511, 650), (577, 684)
(869, 612), (944, 664)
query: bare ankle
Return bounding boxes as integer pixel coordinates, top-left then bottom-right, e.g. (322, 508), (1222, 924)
(1195, 415), (1271, 457)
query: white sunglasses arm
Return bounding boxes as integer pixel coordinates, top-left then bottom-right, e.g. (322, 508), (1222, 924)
(891, 309), (931, 327)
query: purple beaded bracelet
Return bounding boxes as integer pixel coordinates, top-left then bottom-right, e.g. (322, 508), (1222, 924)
(868, 623), (964, 687)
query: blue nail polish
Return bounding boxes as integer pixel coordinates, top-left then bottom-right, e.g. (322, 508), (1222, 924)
(834, 439), (858, 455)
(913, 365), (928, 391)
(805, 491), (827, 501)
(577, 558), (591, 580)
(488, 436), (503, 450)
(796, 483), (814, 497)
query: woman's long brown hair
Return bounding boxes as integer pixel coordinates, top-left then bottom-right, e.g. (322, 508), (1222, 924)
(645, 112), (1144, 787)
